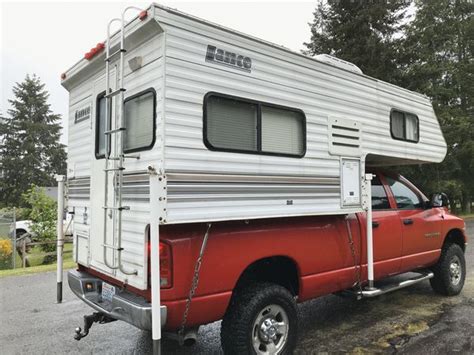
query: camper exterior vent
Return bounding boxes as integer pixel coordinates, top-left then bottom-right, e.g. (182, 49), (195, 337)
(329, 117), (361, 156)
(314, 54), (363, 74)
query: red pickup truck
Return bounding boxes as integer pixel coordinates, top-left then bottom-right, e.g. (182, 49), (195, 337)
(70, 171), (467, 353)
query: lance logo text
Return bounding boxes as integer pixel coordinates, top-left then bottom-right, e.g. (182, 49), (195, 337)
(205, 45), (252, 72)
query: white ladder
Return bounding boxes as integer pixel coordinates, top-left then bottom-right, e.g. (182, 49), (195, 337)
(102, 7), (144, 275)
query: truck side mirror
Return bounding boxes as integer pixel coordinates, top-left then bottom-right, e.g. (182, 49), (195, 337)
(431, 193), (449, 208)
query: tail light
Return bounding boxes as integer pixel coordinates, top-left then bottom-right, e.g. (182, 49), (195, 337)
(147, 240), (172, 289)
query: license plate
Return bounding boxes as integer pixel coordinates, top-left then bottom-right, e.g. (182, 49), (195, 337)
(101, 282), (116, 302)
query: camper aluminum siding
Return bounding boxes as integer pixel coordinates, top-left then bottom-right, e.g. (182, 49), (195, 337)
(62, 4), (446, 289)
(151, 5), (446, 223)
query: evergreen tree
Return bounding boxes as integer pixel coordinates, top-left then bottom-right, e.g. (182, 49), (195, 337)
(0, 75), (66, 207)
(303, 0), (410, 83)
(401, 0), (473, 213)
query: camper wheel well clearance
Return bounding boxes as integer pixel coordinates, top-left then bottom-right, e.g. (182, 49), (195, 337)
(62, 3), (463, 354)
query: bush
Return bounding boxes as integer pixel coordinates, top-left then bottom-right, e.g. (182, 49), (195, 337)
(0, 239), (13, 269)
(22, 186), (57, 263)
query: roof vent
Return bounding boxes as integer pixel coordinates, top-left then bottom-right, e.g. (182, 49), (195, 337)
(315, 54), (363, 74)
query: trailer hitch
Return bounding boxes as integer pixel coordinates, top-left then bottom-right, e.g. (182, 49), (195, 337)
(74, 312), (116, 340)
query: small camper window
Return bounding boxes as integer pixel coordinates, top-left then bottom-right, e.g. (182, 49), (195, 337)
(95, 93), (110, 158)
(124, 89), (156, 152)
(390, 110), (419, 143)
(204, 93), (305, 157)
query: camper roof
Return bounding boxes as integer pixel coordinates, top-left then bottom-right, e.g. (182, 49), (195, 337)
(61, 3), (428, 101)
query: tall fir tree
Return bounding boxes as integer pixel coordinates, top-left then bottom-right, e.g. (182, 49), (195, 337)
(399, 0), (473, 213)
(303, 0), (410, 83)
(0, 75), (66, 207)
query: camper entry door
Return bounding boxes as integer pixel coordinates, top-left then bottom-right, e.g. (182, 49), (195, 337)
(89, 71), (117, 276)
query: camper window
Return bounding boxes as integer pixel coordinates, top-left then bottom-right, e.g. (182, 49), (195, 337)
(124, 89), (156, 152)
(95, 92), (111, 158)
(390, 109), (419, 143)
(204, 93), (305, 157)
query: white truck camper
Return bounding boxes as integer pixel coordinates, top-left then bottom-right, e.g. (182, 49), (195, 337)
(62, 3), (447, 353)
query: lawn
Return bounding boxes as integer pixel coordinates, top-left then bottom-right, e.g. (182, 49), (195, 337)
(0, 239), (75, 277)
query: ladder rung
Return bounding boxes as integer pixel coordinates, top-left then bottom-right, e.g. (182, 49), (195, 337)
(105, 48), (126, 62)
(104, 127), (126, 135)
(103, 206), (130, 211)
(105, 88), (126, 98)
(102, 243), (124, 251)
(106, 154), (140, 161)
(122, 154), (140, 159)
(104, 167), (125, 172)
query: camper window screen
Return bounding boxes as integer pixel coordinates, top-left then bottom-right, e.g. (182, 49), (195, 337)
(390, 110), (419, 143)
(205, 94), (305, 157)
(124, 90), (155, 152)
(206, 96), (258, 151)
(261, 106), (304, 155)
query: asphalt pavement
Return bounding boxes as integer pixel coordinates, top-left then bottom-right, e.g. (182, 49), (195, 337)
(1, 220), (473, 354)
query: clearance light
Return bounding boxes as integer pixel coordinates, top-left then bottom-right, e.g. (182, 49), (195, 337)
(84, 42), (105, 60)
(139, 10), (148, 20)
(61, 73), (66, 80)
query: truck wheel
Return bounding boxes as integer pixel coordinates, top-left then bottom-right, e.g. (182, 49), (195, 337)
(221, 283), (297, 355)
(430, 243), (466, 296)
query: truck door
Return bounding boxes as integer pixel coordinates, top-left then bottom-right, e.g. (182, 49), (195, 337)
(360, 174), (402, 278)
(384, 176), (443, 272)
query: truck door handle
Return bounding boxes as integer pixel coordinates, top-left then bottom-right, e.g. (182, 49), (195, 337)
(403, 219), (413, 225)
(372, 221), (379, 228)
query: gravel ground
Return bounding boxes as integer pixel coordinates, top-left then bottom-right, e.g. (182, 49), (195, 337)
(0, 220), (472, 355)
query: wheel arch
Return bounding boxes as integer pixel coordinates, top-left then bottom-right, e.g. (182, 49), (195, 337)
(233, 255), (301, 297)
(443, 228), (466, 252)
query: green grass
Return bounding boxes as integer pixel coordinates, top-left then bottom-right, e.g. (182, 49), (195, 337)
(461, 213), (474, 220)
(0, 259), (76, 278)
(0, 240), (75, 277)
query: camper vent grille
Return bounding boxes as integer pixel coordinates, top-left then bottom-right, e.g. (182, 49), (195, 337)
(328, 117), (361, 156)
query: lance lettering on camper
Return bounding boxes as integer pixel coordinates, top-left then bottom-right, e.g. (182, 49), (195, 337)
(205, 45), (252, 72)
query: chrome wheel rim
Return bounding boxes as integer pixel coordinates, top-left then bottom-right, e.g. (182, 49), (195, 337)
(449, 255), (462, 286)
(252, 304), (289, 354)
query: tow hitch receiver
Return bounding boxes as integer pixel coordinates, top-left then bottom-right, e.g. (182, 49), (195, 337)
(74, 312), (116, 340)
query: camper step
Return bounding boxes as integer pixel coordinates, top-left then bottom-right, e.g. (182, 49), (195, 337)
(105, 48), (126, 62)
(104, 167), (125, 172)
(104, 127), (126, 135)
(103, 206), (130, 211)
(105, 88), (126, 98)
(339, 271), (434, 300)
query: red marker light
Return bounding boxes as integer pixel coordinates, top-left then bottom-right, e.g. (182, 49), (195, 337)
(84, 42), (105, 60)
(139, 10), (148, 20)
(61, 73), (66, 80)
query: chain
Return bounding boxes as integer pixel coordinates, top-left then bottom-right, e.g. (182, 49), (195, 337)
(345, 216), (363, 296)
(178, 223), (212, 342)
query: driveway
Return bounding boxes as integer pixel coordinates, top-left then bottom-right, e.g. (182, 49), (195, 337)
(1, 220), (473, 354)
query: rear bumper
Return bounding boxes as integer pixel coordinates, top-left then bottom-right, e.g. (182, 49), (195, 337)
(68, 269), (166, 330)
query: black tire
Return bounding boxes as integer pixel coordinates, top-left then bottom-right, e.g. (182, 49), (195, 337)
(221, 282), (298, 355)
(430, 243), (466, 296)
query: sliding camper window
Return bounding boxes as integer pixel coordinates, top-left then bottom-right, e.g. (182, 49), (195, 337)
(123, 89), (156, 153)
(204, 93), (306, 157)
(95, 92), (111, 158)
(390, 110), (419, 143)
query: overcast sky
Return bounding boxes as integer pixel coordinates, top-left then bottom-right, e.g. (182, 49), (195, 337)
(0, 0), (316, 144)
